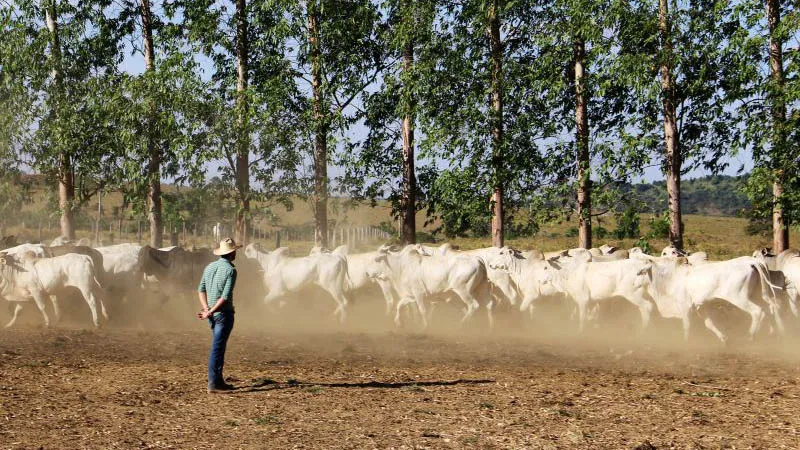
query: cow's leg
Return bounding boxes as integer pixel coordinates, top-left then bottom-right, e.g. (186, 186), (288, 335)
(31, 291), (50, 328)
(786, 284), (800, 317)
(49, 295), (61, 323)
(325, 287), (349, 323)
(452, 288), (479, 324)
(701, 315), (728, 345)
(486, 298), (495, 331)
(681, 313), (692, 342)
(739, 301), (765, 341)
(587, 302), (600, 323)
(94, 286), (110, 321)
(770, 301), (786, 337)
(627, 292), (654, 330)
(376, 280), (395, 315)
(413, 295), (429, 329)
(78, 287), (101, 328)
(394, 296), (414, 327)
(4, 303), (23, 328)
(575, 300), (588, 333)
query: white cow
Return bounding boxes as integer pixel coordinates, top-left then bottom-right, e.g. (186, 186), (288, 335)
(641, 256), (779, 343)
(416, 245), (521, 308)
(0, 252), (108, 328)
(96, 243), (145, 301)
(754, 248), (800, 318)
(369, 245), (491, 328)
(486, 247), (558, 313)
(3, 243), (47, 258)
(246, 244), (352, 322)
(660, 245), (708, 264)
(552, 251), (654, 333)
(320, 245), (397, 315)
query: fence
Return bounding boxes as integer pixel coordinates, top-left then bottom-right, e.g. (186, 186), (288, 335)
(3, 219), (394, 250)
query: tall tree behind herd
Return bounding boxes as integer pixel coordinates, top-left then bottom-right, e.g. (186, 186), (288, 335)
(1, 0), (798, 247)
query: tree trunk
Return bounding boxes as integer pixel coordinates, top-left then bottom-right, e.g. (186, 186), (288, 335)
(46, 1), (74, 240)
(309, 3), (328, 249)
(140, 0), (162, 248)
(234, 0), (250, 246)
(400, 7), (416, 245)
(767, 0), (788, 252)
(574, 37), (591, 249)
(488, 0), (504, 248)
(659, 0), (682, 250)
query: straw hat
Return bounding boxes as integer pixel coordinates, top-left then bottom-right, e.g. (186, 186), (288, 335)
(213, 237), (243, 256)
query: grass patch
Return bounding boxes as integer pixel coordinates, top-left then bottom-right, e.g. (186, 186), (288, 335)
(556, 409), (574, 418)
(460, 435), (480, 445)
(253, 415), (281, 426)
(304, 385), (324, 394)
(402, 384), (425, 392)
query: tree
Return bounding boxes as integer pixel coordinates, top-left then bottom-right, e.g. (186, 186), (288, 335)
(613, 0), (747, 251)
(139, 0), (162, 247)
(417, 0), (561, 241)
(336, 0), (437, 244)
(289, 0), (385, 248)
(487, 0), (504, 247)
(44, 0), (75, 239)
(739, 0), (800, 250)
(3, 1), (129, 240)
(658, 0), (682, 249)
(233, 0), (250, 245)
(399, 0), (418, 244)
(766, 0), (788, 251)
(178, 0), (301, 244)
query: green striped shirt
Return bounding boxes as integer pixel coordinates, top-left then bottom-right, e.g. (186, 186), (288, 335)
(198, 258), (237, 315)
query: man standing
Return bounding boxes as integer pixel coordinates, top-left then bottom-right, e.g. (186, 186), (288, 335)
(197, 237), (241, 393)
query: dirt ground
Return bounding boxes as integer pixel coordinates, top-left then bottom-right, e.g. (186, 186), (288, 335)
(2, 295), (800, 450)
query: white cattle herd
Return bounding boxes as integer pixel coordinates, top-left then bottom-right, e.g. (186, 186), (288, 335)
(1, 235), (798, 344)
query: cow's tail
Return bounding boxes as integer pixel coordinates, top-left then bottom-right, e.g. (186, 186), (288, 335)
(86, 258), (110, 321)
(340, 257), (354, 296)
(752, 261), (782, 314)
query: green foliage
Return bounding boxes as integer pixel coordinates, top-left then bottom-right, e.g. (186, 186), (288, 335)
(613, 206), (640, 239)
(634, 237), (653, 255)
(648, 213), (671, 239)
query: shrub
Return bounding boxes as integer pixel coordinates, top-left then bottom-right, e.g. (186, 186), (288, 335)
(613, 206), (640, 239)
(648, 213), (670, 239)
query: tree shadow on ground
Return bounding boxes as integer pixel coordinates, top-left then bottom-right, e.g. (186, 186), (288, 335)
(236, 377), (495, 394)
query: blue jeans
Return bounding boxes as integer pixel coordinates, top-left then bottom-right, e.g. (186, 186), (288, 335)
(207, 312), (235, 389)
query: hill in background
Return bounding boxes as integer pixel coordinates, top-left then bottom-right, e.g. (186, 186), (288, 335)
(627, 174), (749, 216)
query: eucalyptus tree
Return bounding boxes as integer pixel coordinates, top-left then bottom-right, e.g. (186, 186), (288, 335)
(1, 0), (128, 240)
(613, 0), (748, 250)
(177, 0), (302, 244)
(416, 0), (566, 241)
(336, 0), (437, 244)
(737, 0), (800, 252)
(286, 0), (385, 248)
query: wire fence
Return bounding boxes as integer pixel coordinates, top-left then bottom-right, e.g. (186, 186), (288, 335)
(1, 218), (394, 250)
